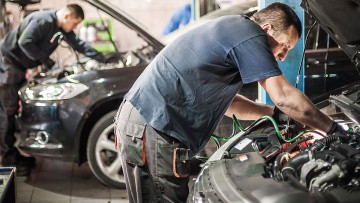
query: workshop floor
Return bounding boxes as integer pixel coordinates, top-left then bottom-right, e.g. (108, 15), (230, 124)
(16, 157), (129, 203)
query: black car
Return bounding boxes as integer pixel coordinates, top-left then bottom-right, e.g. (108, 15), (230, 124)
(17, 0), (163, 188)
(189, 0), (360, 202)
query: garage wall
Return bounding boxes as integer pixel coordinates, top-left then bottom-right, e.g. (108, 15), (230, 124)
(6, 0), (189, 39)
(112, 0), (190, 37)
(4, 0), (189, 64)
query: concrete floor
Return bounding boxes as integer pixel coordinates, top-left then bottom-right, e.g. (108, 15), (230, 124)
(15, 157), (129, 203)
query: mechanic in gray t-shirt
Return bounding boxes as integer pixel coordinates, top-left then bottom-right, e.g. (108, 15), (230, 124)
(115, 3), (335, 202)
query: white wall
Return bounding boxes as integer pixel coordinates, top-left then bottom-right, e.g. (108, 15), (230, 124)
(7, 0), (190, 38)
(4, 0), (191, 55)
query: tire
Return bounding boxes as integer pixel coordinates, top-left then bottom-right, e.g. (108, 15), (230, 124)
(87, 110), (125, 189)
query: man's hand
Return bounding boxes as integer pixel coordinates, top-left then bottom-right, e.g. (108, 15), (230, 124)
(310, 122), (350, 151)
(327, 121), (347, 135)
(42, 58), (55, 71)
(104, 52), (121, 63)
(272, 107), (289, 124)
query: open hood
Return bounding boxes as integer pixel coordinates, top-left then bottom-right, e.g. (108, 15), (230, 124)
(301, 0), (360, 69)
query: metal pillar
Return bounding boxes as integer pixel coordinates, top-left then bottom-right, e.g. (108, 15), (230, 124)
(258, 0), (305, 105)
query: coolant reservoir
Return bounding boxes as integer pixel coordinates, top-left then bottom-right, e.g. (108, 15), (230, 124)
(79, 26), (87, 41)
(87, 26), (97, 42)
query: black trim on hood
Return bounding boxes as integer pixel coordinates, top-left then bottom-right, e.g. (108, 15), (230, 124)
(301, 0), (360, 69)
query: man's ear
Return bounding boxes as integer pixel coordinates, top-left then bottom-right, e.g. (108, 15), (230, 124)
(261, 23), (273, 34)
(63, 12), (71, 21)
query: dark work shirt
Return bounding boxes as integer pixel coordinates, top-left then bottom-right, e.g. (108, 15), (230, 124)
(125, 15), (281, 157)
(0, 9), (106, 70)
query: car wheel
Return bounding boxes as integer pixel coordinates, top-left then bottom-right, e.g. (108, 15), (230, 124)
(87, 110), (125, 188)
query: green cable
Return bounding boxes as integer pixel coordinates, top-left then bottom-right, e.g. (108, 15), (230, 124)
(195, 156), (209, 161)
(209, 114), (321, 154)
(199, 115), (321, 162)
(245, 115), (312, 143)
(211, 114), (313, 146)
(244, 115), (283, 141)
(286, 129), (314, 142)
(211, 134), (232, 141)
(211, 136), (221, 148)
(232, 114), (244, 132)
(211, 114), (245, 142)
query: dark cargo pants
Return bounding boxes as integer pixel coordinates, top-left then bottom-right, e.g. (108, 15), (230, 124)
(115, 100), (190, 203)
(0, 53), (26, 154)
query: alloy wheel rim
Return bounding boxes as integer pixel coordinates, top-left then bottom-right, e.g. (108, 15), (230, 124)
(94, 123), (124, 184)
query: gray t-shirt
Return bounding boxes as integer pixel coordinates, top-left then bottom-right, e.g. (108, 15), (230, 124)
(125, 15), (281, 157)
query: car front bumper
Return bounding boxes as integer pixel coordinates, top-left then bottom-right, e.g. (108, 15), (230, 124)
(18, 98), (86, 159)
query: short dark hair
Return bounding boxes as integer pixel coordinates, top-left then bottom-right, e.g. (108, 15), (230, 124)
(251, 2), (302, 38)
(67, 4), (84, 19)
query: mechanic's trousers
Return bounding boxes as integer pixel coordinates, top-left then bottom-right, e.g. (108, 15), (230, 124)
(0, 53), (26, 155)
(115, 100), (190, 203)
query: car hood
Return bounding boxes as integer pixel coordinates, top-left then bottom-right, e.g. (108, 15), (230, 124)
(85, 0), (164, 52)
(301, 0), (360, 68)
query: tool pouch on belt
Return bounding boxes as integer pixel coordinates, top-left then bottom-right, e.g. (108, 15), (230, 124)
(157, 143), (190, 178)
(173, 148), (190, 178)
(118, 120), (146, 166)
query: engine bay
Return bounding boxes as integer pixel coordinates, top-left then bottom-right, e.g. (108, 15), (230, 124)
(192, 85), (360, 203)
(25, 44), (156, 86)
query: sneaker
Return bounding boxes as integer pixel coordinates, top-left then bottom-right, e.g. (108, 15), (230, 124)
(1, 149), (18, 166)
(17, 154), (36, 168)
(2, 149), (36, 168)
(14, 165), (31, 176)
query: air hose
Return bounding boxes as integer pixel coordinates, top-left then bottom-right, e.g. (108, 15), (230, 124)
(310, 133), (350, 151)
(211, 114), (311, 147)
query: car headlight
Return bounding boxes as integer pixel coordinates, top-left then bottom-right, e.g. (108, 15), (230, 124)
(24, 83), (89, 101)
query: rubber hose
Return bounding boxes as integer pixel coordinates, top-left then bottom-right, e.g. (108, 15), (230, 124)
(281, 151), (311, 178)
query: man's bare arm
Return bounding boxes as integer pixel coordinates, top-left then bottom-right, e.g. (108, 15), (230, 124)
(259, 74), (333, 132)
(225, 94), (274, 120)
